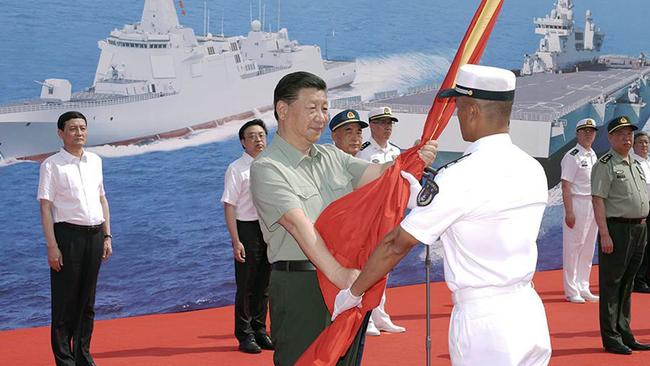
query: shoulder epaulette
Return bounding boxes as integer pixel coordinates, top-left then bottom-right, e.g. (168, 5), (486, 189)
(569, 148), (579, 156)
(389, 141), (402, 150)
(360, 141), (370, 150)
(599, 153), (613, 163)
(432, 153), (472, 174)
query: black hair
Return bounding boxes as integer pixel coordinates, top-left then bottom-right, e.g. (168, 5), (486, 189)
(634, 131), (649, 141)
(273, 71), (327, 120)
(57, 111), (87, 130)
(239, 119), (268, 140)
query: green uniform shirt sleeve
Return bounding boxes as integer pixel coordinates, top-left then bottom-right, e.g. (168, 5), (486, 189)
(250, 159), (302, 230)
(337, 149), (369, 188)
(591, 161), (611, 198)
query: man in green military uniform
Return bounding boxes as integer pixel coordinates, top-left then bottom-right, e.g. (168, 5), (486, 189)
(250, 71), (437, 365)
(591, 116), (650, 355)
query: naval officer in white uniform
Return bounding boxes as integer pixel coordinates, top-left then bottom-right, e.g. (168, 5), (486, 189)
(631, 131), (650, 293)
(332, 64), (552, 365)
(561, 118), (600, 303)
(356, 106), (401, 163)
(355, 106), (406, 336)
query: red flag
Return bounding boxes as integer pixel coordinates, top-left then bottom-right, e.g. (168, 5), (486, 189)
(296, 1), (505, 365)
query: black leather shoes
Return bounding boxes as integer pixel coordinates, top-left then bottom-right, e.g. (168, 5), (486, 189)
(238, 335), (262, 354)
(625, 341), (650, 351)
(604, 343), (632, 355)
(255, 334), (274, 350)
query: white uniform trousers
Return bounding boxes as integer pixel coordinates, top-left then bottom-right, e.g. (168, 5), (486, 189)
(562, 195), (598, 298)
(370, 289), (390, 324)
(449, 283), (551, 366)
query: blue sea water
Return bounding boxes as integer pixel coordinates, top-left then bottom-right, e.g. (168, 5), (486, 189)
(0, 0), (648, 330)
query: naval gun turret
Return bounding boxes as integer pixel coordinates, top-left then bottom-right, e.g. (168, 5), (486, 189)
(36, 79), (72, 102)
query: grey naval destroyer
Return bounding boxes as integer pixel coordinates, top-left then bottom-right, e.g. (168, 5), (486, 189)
(332, 0), (650, 187)
(0, 0), (355, 161)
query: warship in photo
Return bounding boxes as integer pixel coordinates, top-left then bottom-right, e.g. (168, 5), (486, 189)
(332, 0), (650, 187)
(0, 0), (356, 161)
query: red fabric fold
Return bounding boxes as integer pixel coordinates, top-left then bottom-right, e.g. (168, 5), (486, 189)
(296, 1), (504, 364)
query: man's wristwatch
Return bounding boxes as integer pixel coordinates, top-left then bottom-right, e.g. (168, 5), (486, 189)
(104, 234), (113, 239)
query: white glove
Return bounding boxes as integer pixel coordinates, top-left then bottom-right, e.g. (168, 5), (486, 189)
(331, 288), (363, 321)
(400, 171), (422, 210)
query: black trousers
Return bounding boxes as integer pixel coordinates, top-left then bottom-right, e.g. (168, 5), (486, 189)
(234, 220), (271, 342)
(599, 221), (647, 348)
(268, 270), (370, 366)
(51, 223), (104, 366)
(634, 211), (650, 287)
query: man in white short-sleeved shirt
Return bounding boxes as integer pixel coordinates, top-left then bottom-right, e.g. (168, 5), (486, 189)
(333, 65), (552, 366)
(221, 119), (273, 354)
(38, 111), (112, 366)
(631, 131), (650, 293)
(560, 118), (600, 303)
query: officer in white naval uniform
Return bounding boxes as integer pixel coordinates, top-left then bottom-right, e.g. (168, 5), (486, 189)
(631, 131), (650, 293)
(332, 64), (552, 366)
(561, 118), (600, 303)
(355, 106), (406, 336)
(356, 106), (401, 163)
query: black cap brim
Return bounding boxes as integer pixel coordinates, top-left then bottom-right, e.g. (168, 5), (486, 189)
(608, 124), (638, 134)
(437, 88), (463, 99)
(576, 126), (598, 131)
(369, 116), (399, 123)
(331, 120), (368, 131)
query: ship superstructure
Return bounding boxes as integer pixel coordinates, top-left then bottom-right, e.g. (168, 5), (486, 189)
(0, 0), (356, 160)
(331, 0), (648, 187)
(521, 0), (604, 75)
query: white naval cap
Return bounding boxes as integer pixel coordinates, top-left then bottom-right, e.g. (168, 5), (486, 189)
(368, 106), (398, 122)
(576, 118), (598, 131)
(438, 64), (516, 101)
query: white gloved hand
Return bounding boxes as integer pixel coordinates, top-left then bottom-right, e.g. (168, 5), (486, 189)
(331, 288), (363, 321)
(400, 171), (422, 209)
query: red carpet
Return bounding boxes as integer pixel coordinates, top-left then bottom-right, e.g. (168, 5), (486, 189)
(2, 267), (650, 365)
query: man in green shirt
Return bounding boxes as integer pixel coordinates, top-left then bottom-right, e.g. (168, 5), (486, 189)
(250, 71), (437, 366)
(591, 115), (650, 355)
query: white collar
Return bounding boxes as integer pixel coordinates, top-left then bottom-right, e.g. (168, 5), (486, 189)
(632, 151), (650, 162)
(464, 133), (511, 155)
(241, 152), (255, 163)
(59, 148), (87, 163)
(370, 137), (391, 152)
(575, 143), (594, 155)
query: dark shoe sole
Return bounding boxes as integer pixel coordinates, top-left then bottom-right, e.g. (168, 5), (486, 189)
(624, 343), (650, 351)
(238, 346), (262, 354)
(604, 347), (633, 355)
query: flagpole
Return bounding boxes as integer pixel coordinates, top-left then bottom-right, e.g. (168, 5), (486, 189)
(425, 245), (431, 366)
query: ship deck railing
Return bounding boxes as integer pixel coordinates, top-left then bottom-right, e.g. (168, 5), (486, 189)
(0, 92), (175, 115)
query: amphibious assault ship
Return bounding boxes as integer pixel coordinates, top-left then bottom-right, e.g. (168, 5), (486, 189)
(0, 0), (355, 161)
(332, 0), (649, 187)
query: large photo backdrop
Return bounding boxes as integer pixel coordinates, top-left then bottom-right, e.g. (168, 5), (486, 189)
(1, 0), (648, 330)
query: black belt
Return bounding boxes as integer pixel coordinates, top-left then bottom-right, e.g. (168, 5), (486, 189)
(271, 260), (316, 272)
(607, 217), (647, 225)
(56, 222), (103, 232)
